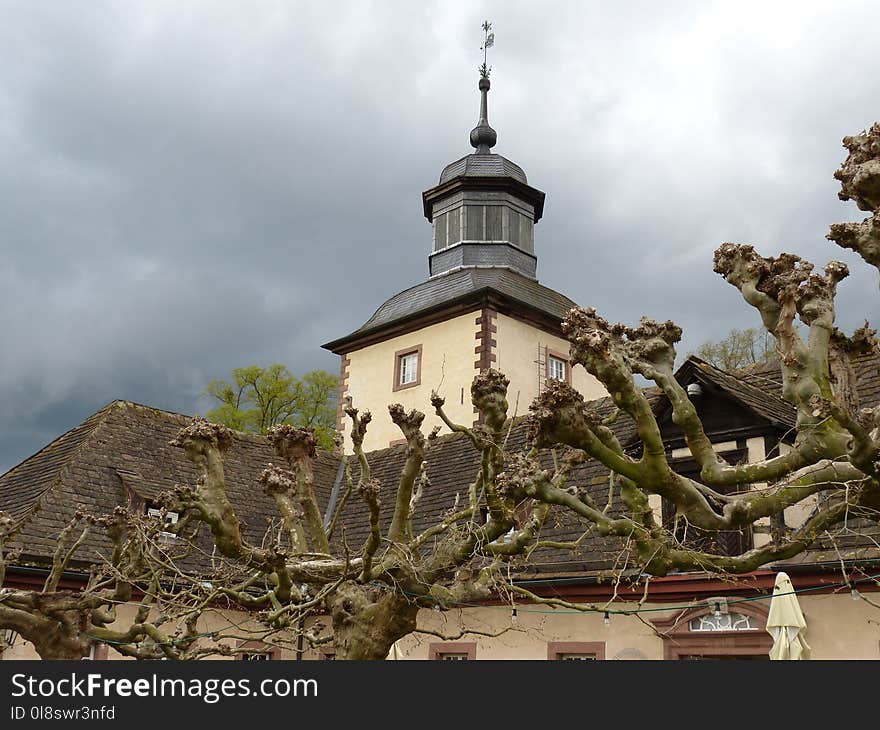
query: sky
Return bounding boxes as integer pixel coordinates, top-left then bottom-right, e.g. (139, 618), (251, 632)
(1, 0), (878, 472)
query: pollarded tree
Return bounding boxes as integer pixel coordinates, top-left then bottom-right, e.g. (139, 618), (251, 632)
(0, 507), (231, 660)
(150, 124), (878, 658)
(2, 125), (877, 660)
(0, 509), (137, 659)
(161, 371), (574, 660)
(525, 124), (879, 577)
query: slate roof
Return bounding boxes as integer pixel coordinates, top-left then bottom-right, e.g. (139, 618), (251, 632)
(439, 153), (527, 185)
(323, 267), (579, 351)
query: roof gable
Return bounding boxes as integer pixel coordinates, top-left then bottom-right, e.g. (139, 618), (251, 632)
(662, 357), (797, 431)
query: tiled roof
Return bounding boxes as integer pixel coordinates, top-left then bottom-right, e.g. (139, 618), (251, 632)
(324, 268), (579, 350)
(727, 353), (880, 411)
(735, 351), (880, 409)
(0, 401), (340, 566)
(2, 351), (878, 578)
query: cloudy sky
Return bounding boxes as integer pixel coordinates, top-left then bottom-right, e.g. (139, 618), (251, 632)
(1, 0), (878, 472)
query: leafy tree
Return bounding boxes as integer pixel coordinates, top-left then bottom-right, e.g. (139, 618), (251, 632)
(693, 327), (777, 371)
(204, 365), (338, 450)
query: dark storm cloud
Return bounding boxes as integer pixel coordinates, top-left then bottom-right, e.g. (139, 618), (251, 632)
(1, 1), (878, 471)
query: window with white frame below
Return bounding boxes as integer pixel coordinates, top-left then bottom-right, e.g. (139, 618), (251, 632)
(557, 653), (597, 660)
(547, 355), (567, 382)
(437, 652), (470, 660)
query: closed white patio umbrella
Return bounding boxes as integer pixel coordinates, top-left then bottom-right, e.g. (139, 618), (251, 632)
(766, 572), (811, 660)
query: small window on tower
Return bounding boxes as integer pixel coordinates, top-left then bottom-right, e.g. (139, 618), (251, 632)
(400, 353), (418, 384)
(434, 212), (448, 251)
(520, 214), (534, 253)
(509, 209), (521, 247)
(448, 208), (461, 245)
(466, 205), (484, 240)
(486, 206), (503, 241)
(394, 346), (422, 391)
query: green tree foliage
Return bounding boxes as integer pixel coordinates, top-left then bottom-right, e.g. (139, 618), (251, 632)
(205, 365), (338, 449)
(692, 327), (777, 371)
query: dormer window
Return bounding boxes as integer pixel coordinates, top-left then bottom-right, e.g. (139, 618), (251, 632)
(146, 503), (179, 543)
(394, 345), (422, 391)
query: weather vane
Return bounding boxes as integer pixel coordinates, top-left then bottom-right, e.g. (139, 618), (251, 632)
(479, 20), (494, 79)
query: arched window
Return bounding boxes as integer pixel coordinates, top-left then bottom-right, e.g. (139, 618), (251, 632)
(651, 600), (771, 660)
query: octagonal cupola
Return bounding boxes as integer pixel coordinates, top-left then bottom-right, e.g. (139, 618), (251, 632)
(422, 74), (546, 280)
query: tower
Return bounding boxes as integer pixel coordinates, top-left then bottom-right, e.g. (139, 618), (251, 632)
(323, 71), (605, 453)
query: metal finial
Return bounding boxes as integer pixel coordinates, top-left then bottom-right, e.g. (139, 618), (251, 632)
(471, 21), (497, 153)
(479, 20), (494, 79)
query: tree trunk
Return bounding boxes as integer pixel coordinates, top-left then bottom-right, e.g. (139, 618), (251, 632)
(327, 582), (418, 660)
(26, 624), (91, 660)
(2, 604), (93, 660)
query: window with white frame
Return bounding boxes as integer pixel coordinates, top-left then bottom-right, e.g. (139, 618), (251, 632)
(237, 641), (278, 660)
(395, 347), (421, 390)
(400, 352), (418, 384)
(688, 612), (758, 632)
(437, 652), (470, 660)
(557, 653), (597, 660)
(547, 355), (567, 382)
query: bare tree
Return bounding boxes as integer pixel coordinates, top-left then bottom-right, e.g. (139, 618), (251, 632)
(527, 124), (879, 576)
(0, 507), (214, 660)
(158, 373), (568, 660)
(1, 124), (878, 660)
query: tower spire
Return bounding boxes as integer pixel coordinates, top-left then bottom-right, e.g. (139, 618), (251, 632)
(470, 21), (497, 154)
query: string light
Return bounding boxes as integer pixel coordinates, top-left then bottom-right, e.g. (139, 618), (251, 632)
(83, 573), (878, 650)
(367, 571), (880, 618)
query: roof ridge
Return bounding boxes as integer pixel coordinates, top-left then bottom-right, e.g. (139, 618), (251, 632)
(0, 400), (125, 525)
(34, 401), (147, 517)
(0, 400), (119, 485)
